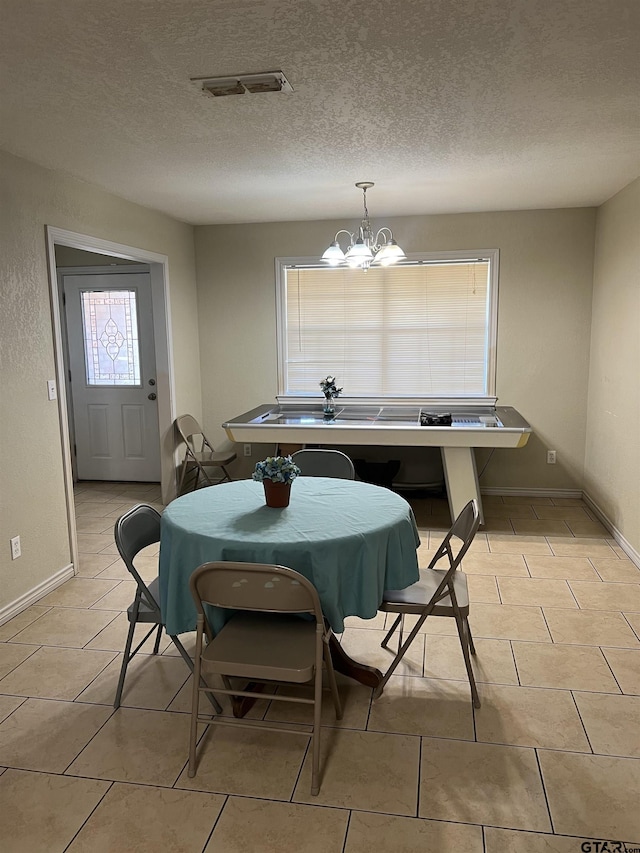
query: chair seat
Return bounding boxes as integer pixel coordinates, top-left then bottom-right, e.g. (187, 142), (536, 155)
(192, 450), (237, 466)
(126, 576), (161, 623)
(380, 568), (469, 616)
(201, 612), (317, 682)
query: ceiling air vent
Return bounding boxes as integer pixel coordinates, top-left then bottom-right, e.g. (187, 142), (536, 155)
(191, 71), (293, 97)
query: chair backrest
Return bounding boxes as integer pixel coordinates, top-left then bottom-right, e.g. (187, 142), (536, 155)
(113, 503), (161, 608)
(190, 561), (325, 629)
(292, 449), (355, 480)
(427, 499), (480, 603)
(175, 414), (209, 453)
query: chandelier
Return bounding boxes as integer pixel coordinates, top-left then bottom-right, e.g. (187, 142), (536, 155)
(321, 182), (406, 271)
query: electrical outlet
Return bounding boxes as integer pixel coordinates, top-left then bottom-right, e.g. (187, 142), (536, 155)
(10, 536), (21, 560)
(243, 444), (252, 457)
(547, 450), (557, 464)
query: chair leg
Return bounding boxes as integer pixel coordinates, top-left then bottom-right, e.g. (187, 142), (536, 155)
(310, 659), (323, 796)
(220, 465), (233, 483)
(170, 635), (222, 713)
(188, 661), (201, 778)
(199, 465), (215, 486)
(453, 611), (481, 708)
(114, 610), (139, 709)
(466, 618), (477, 655)
(323, 641), (343, 720)
(381, 614), (402, 649)
(152, 624), (163, 654)
(374, 608), (433, 699)
(177, 458), (189, 496)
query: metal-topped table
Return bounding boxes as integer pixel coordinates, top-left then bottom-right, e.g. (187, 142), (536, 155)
(223, 402), (532, 523)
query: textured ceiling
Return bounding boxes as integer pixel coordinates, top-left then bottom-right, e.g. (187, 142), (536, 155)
(1, 0), (639, 224)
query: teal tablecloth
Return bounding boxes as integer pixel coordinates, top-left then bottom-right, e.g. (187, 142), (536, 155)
(159, 477), (420, 634)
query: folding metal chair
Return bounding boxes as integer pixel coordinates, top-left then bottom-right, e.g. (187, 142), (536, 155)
(375, 499), (481, 707)
(188, 561), (342, 795)
(175, 414), (236, 494)
(113, 503), (221, 713)
(292, 448), (355, 479)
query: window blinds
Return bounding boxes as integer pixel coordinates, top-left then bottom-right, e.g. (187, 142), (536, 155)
(283, 261), (491, 397)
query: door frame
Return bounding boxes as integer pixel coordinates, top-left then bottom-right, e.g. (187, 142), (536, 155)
(45, 226), (176, 573)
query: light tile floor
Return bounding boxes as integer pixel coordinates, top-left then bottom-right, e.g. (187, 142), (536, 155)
(1, 483), (639, 852)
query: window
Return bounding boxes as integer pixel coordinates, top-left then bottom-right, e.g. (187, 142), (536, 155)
(80, 289), (142, 386)
(276, 250), (498, 402)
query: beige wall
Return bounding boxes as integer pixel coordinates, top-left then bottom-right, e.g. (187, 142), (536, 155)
(585, 178), (640, 555)
(195, 208), (596, 489)
(0, 150), (201, 612)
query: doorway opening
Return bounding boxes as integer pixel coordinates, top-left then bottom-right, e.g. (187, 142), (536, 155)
(46, 227), (176, 573)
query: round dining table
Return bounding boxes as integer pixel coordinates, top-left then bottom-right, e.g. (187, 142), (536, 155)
(159, 476), (420, 689)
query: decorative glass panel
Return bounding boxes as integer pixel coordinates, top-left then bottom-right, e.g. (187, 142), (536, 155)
(81, 290), (141, 386)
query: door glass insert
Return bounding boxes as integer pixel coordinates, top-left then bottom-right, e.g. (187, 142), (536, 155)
(81, 290), (141, 386)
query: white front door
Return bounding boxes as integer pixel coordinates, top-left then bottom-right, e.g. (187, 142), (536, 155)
(63, 270), (161, 481)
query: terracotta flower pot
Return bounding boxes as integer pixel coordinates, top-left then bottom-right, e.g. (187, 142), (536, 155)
(263, 479), (291, 508)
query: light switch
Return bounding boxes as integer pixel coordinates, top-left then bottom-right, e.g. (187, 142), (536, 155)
(47, 379), (57, 400)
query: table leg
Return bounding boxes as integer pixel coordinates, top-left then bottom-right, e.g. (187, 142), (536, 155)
(441, 446), (485, 524)
(231, 682), (266, 718)
(328, 633), (382, 689)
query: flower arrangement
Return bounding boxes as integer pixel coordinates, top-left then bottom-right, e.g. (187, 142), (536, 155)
(252, 455), (301, 484)
(319, 375), (342, 400)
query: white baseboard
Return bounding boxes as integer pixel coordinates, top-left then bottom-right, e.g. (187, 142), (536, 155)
(480, 487), (639, 568)
(481, 487), (584, 500)
(0, 563), (74, 626)
(583, 493), (640, 566)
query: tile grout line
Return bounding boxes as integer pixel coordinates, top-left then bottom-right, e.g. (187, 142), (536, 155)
(61, 779), (115, 853)
(508, 640), (522, 686)
(200, 793), (229, 852)
(61, 703), (117, 776)
(538, 607), (555, 645)
(289, 727), (311, 803)
(0, 643), (42, 685)
(416, 733), (423, 819)
(0, 607), (54, 642)
(566, 580), (582, 609)
(599, 644), (626, 695)
(620, 613), (640, 643)
(533, 747), (555, 835)
(69, 649), (120, 703)
(341, 810), (352, 853)
(569, 689), (595, 755)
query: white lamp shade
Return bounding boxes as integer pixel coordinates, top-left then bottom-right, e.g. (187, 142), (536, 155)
(321, 242), (346, 265)
(345, 239), (373, 263)
(374, 240), (406, 266)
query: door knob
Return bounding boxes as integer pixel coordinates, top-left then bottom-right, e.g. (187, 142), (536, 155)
(148, 393), (157, 401)
(148, 378), (156, 386)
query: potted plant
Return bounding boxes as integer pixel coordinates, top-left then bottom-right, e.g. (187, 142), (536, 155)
(319, 375), (342, 418)
(252, 455), (301, 507)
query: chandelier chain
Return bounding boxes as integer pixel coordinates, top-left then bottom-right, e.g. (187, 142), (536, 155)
(362, 186), (370, 223)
